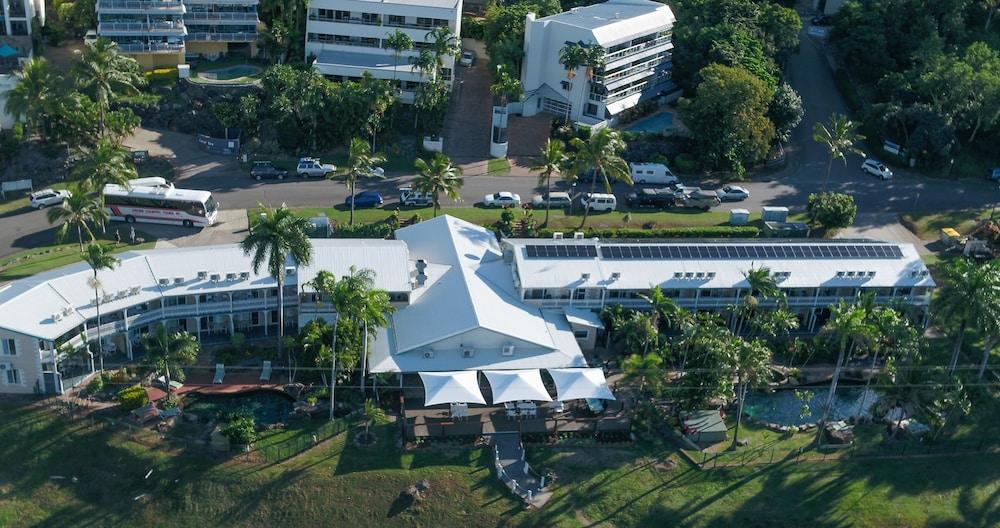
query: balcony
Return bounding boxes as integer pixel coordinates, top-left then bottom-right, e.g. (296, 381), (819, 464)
(96, 0), (185, 14)
(605, 34), (672, 63)
(116, 41), (185, 53)
(186, 31), (257, 42)
(184, 11), (259, 22)
(98, 21), (186, 35)
(307, 14), (447, 32)
(184, 0), (259, 5)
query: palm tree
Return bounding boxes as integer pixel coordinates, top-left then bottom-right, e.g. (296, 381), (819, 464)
(531, 139), (568, 226)
(141, 324), (199, 398)
(71, 138), (137, 189)
(935, 259), (1000, 374)
(241, 205), (314, 364)
(363, 398), (387, 438)
(813, 113), (866, 192)
(730, 338), (773, 450)
(736, 266), (782, 335)
(569, 128), (632, 228)
(82, 243), (120, 372)
(622, 352), (663, 394)
(639, 285), (681, 332)
(409, 48), (438, 81)
(74, 38), (146, 134)
(47, 182), (109, 251)
(334, 137), (387, 226)
(413, 153), (464, 217)
(385, 30), (414, 88)
(332, 266), (395, 393)
(815, 302), (874, 444)
(425, 26), (461, 73)
(4, 58), (63, 141)
(490, 65), (523, 107)
(558, 43), (587, 80)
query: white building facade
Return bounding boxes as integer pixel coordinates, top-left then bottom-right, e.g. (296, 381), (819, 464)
(0, 0), (44, 129)
(305, 0), (461, 103)
(518, 0), (675, 126)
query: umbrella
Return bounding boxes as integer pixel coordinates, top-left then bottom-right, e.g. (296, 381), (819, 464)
(483, 370), (552, 404)
(419, 371), (486, 406)
(547, 368), (615, 401)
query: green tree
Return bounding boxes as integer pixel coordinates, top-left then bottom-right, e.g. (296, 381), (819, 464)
(729, 338), (773, 450)
(807, 192), (858, 231)
(413, 76), (450, 132)
(334, 137), (386, 226)
(569, 127), (632, 228)
(679, 64), (775, 177)
(813, 113), (866, 191)
(46, 182), (108, 251)
(489, 64), (523, 107)
(530, 138), (567, 226)
(768, 82), (804, 143)
(141, 324), (199, 398)
(935, 259), (1000, 374)
(622, 352), (663, 394)
(639, 285), (683, 332)
(3, 58), (64, 141)
(413, 153), (464, 217)
(363, 398), (387, 437)
(241, 205), (314, 363)
(385, 29), (414, 88)
(74, 37), (146, 135)
(815, 302), (874, 445)
(620, 311), (658, 354)
(82, 243), (121, 372)
(71, 137), (137, 189)
(425, 26), (461, 73)
(735, 266), (780, 336)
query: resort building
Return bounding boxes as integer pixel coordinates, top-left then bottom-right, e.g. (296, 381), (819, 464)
(304, 0), (462, 103)
(0, 0), (44, 129)
(516, 0), (676, 126)
(0, 215), (933, 396)
(94, 0), (260, 69)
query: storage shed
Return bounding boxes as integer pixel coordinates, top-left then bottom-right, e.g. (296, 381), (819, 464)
(683, 410), (728, 444)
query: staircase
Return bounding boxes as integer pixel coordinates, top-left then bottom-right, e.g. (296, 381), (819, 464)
(491, 432), (551, 508)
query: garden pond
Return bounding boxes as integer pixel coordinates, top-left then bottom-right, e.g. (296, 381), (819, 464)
(184, 390), (295, 425)
(744, 386), (881, 427)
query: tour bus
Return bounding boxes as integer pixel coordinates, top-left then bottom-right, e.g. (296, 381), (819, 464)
(103, 183), (219, 227)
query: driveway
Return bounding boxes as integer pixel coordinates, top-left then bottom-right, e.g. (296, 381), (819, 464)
(442, 38), (494, 172)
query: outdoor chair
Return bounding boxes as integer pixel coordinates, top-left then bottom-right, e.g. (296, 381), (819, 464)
(259, 360), (272, 382)
(213, 363), (225, 384)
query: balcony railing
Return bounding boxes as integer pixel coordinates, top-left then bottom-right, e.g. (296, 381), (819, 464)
(605, 34), (672, 63)
(99, 21), (186, 34)
(96, 0), (184, 12)
(184, 11), (259, 21)
(116, 41), (185, 53)
(307, 14), (447, 31)
(186, 31), (257, 41)
(183, 0), (259, 5)
(594, 55), (671, 85)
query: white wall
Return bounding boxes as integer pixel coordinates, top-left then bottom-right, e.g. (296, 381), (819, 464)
(0, 329), (41, 394)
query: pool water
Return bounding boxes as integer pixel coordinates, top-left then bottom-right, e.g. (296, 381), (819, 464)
(184, 390), (294, 424)
(622, 112), (674, 133)
(744, 386), (880, 426)
(199, 65), (262, 81)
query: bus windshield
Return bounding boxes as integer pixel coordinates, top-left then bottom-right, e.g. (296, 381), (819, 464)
(205, 197), (219, 214)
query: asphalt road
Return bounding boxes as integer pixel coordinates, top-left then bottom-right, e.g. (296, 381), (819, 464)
(3, 25), (998, 260)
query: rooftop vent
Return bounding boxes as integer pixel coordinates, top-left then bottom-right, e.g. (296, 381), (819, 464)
(174, 277), (184, 285)
(61, 306), (74, 316)
(197, 271), (208, 280)
(867, 271), (876, 277)
(707, 272), (716, 279)
(415, 259), (427, 272)
(415, 272), (428, 287)
(573, 232), (585, 240)
(674, 272), (683, 279)
(610, 272), (622, 280)
(239, 271), (250, 281)
(209, 273), (221, 282)
(159, 278), (170, 287)
(285, 266), (296, 276)
(553, 232), (564, 239)
(695, 272), (705, 279)
(501, 345), (515, 357)
(422, 350), (435, 359)
(462, 348), (476, 358)
(52, 312), (63, 322)
(581, 272), (591, 280)
(129, 286), (141, 296)
(225, 272), (237, 281)
(684, 272), (694, 279)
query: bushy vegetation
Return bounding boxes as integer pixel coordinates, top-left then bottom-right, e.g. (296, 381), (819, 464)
(807, 192), (858, 231)
(220, 408), (257, 445)
(536, 226), (761, 239)
(331, 221), (394, 239)
(117, 384), (149, 411)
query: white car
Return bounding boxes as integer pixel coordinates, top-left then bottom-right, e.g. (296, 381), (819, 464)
(84, 30), (98, 45)
(367, 166), (385, 178)
(862, 159), (893, 180)
(296, 157), (336, 178)
(459, 51), (475, 67)
(483, 192), (521, 208)
(531, 192), (572, 208)
(716, 185), (750, 202)
(30, 189), (71, 209)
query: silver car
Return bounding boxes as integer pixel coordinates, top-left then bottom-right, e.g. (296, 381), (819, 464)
(861, 159), (893, 180)
(30, 189), (71, 209)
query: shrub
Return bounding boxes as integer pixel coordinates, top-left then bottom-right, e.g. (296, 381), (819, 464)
(331, 222), (394, 239)
(536, 226), (760, 239)
(461, 16), (485, 40)
(118, 385), (149, 411)
(807, 192), (858, 230)
(674, 153), (698, 173)
(220, 408), (257, 445)
(85, 375), (104, 395)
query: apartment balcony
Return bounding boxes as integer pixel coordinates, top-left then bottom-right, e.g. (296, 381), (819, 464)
(96, 0), (185, 14)
(605, 34), (672, 64)
(183, 0), (259, 6)
(186, 31), (257, 42)
(306, 14), (447, 32)
(116, 41), (186, 53)
(98, 21), (187, 36)
(184, 11), (259, 23)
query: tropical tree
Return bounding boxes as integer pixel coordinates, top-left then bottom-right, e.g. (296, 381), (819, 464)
(569, 128), (632, 228)
(82, 243), (120, 372)
(935, 258), (1000, 375)
(241, 205), (314, 363)
(409, 48), (438, 81)
(47, 182), (108, 251)
(730, 338), (773, 450)
(620, 311), (658, 354)
(815, 302), (874, 444)
(385, 30), (414, 88)
(363, 398), (387, 438)
(334, 137), (387, 226)
(558, 43), (587, 79)
(71, 137), (137, 189)
(530, 138), (567, 225)
(735, 266), (781, 336)
(413, 153), (464, 217)
(813, 113), (866, 191)
(639, 286), (683, 332)
(74, 38), (146, 134)
(622, 352), (663, 394)
(599, 304), (629, 349)
(425, 26), (461, 73)
(4, 58), (64, 141)
(141, 324), (199, 397)
(489, 64), (523, 107)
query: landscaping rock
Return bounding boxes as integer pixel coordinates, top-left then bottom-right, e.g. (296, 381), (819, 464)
(736, 438), (750, 447)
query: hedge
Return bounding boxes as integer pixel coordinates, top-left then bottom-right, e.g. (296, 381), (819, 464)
(331, 222), (394, 239)
(535, 226), (760, 239)
(118, 384), (149, 411)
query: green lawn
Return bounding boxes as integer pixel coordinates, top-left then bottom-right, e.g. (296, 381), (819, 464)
(487, 158), (510, 175)
(0, 237), (156, 282)
(265, 150), (417, 176)
(900, 209), (992, 240)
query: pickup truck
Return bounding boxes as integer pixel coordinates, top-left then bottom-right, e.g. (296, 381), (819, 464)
(627, 188), (676, 209)
(296, 157), (336, 178)
(676, 188), (721, 210)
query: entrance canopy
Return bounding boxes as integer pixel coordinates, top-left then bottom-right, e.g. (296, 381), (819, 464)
(483, 370), (552, 404)
(419, 371), (486, 406)
(547, 368), (615, 401)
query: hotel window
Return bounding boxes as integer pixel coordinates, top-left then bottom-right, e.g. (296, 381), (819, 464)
(416, 17), (432, 27)
(1, 339), (16, 356)
(5, 368), (21, 385)
(560, 80), (573, 91)
(573, 330), (589, 339)
(573, 289), (586, 300)
(387, 15), (405, 26)
(334, 10), (350, 21)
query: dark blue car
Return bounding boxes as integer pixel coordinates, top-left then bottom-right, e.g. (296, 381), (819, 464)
(345, 191), (384, 208)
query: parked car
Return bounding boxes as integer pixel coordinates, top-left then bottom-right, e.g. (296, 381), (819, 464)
(679, 190), (721, 211)
(84, 30), (98, 45)
(811, 15), (833, 25)
(483, 192), (521, 208)
(531, 192), (572, 209)
(581, 193), (617, 212)
(399, 186), (433, 207)
(459, 50), (475, 67)
(344, 191), (384, 208)
(716, 185), (750, 202)
(627, 188), (676, 209)
(251, 161), (288, 180)
(986, 167), (1000, 181)
(367, 166), (385, 178)
(30, 189), (71, 209)
(629, 162), (679, 185)
(296, 157), (336, 178)
(861, 159), (893, 180)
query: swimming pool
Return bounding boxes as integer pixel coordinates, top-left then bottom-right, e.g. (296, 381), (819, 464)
(621, 111), (674, 133)
(184, 390), (294, 424)
(744, 386), (880, 426)
(198, 64), (263, 81)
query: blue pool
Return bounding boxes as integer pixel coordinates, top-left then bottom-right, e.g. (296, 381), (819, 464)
(184, 390), (294, 424)
(744, 386), (880, 426)
(622, 111), (674, 133)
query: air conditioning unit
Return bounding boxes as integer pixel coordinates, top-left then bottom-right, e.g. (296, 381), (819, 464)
(130, 286), (141, 295)
(684, 272), (694, 279)
(197, 271), (208, 280)
(209, 273), (221, 282)
(573, 232), (585, 240)
(462, 349), (475, 358)
(52, 312), (63, 322)
(836, 271), (846, 277)
(846, 271), (856, 277)
(0, 363), (8, 370)
(673, 272), (683, 279)
(867, 271), (876, 277)
(225, 272), (237, 281)
(501, 345), (515, 357)
(553, 232), (564, 240)
(610, 272), (621, 280)
(695, 272), (705, 279)
(62, 306), (74, 316)
(159, 278), (171, 287)
(285, 266), (296, 276)
(239, 271), (250, 281)
(581, 273), (591, 280)
(707, 272), (716, 279)
(174, 277), (184, 285)
(422, 350), (435, 359)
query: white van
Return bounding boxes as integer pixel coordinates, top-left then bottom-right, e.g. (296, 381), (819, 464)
(581, 193), (617, 212)
(399, 186), (433, 206)
(629, 162), (679, 185)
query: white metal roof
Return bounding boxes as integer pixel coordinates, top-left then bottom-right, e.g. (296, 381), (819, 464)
(103, 183), (212, 202)
(298, 239), (411, 293)
(536, 0), (674, 46)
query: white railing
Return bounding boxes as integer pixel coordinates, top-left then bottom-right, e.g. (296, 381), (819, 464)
(97, 0), (184, 11)
(116, 42), (185, 53)
(99, 21), (186, 32)
(605, 34), (672, 62)
(184, 11), (258, 21)
(186, 31), (257, 41)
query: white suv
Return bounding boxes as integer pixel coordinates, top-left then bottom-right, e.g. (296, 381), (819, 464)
(30, 189), (71, 209)
(861, 159), (893, 180)
(296, 157), (336, 178)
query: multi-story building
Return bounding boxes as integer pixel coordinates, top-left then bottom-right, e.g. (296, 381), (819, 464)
(517, 0), (676, 126)
(304, 0), (462, 103)
(95, 0), (260, 69)
(0, 215), (934, 395)
(0, 0), (44, 129)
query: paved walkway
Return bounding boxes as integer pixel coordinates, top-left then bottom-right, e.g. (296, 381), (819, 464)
(444, 38), (494, 172)
(835, 213), (932, 255)
(492, 432), (551, 508)
(152, 209), (249, 249)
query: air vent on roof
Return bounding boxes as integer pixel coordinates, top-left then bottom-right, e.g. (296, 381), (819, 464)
(197, 271), (208, 280)
(61, 306), (74, 316)
(836, 271), (845, 277)
(239, 271), (250, 281)
(581, 272), (591, 280)
(159, 278), (170, 287)
(415, 259), (427, 272)
(502, 345), (515, 357)
(462, 349), (475, 358)
(707, 272), (716, 279)
(674, 272), (683, 279)
(129, 286), (141, 295)
(209, 273), (221, 282)
(285, 266), (296, 276)
(174, 277), (184, 285)
(611, 272), (621, 280)
(573, 232), (585, 240)
(423, 350), (435, 359)
(52, 312), (63, 322)
(226, 272), (237, 281)
(553, 232), (564, 239)
(695, 272), (705, 279)
(867, 271), (876, 277)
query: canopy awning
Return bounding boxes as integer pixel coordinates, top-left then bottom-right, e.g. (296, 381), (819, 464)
(483, 370), (552, 404)
(563, 307), (605, 329)
(547, 368), (615, 401)
(419, 371), (486, 406)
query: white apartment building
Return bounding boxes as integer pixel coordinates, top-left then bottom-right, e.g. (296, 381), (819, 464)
(0, 215), (934, 396)
(517, 0), (675, 126)
(0, 0), (44, 129)
(305, 0), (462, 103)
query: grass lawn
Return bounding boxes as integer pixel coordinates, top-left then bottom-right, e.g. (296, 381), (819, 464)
(266, 150), (417, 176)
(0, 236), (156, 282)
(900, 209), (991, 240)
(487, 158), (510, 175)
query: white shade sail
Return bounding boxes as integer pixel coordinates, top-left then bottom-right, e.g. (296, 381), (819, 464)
(547, 368), (616, 401)
(419, 371), (487, 406)
(483, 370), (553, 404)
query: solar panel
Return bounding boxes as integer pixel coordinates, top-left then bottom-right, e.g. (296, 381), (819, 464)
(595, 244), (903, 260)
(524, 244), (598, 259)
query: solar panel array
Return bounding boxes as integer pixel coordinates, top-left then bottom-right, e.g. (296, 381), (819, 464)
(522, 243), (903, 260)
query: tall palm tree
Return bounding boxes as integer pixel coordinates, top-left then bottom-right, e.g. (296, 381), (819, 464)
(47, 182), (109, 251)
(241, 205), (314, 363)
(935, 258), (1000, 373)
(74, 38), (146, 134)
(82, 243), (120, 372)
(333, 137), (387, 226)
(622, 352), (663, 394)
(385, 30), (414, 88)
(815, 302), (874, 444)
(71, 137), (137, 189)
(409, 48), (438, 81)
(569, 128), (632, 228)
(4, 58), (63, 141)
(530, 139), (567, 226)
(413, 153), (464, 217)
(813, 113), (866, 191)
(730, 338), (773, 450)
(736, 266), (782, 335)
(558, 43), (587, 80)
(333, 266), (395, 394)
(141, 324), (199, 397)
(489, 65), (523, 107)
(639, 285), (681, 332)
(425, 26), (461, 73)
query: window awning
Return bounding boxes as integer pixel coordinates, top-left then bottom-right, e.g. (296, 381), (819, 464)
(483, 370), (552, 404)
(547, 368), (615, 401)
(419, 371), (486, 406)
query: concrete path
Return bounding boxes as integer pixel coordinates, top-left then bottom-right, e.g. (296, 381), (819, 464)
(152, 209), (249, 249)
(492, 432), (551, 508)
(835, 213), (932, 255)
